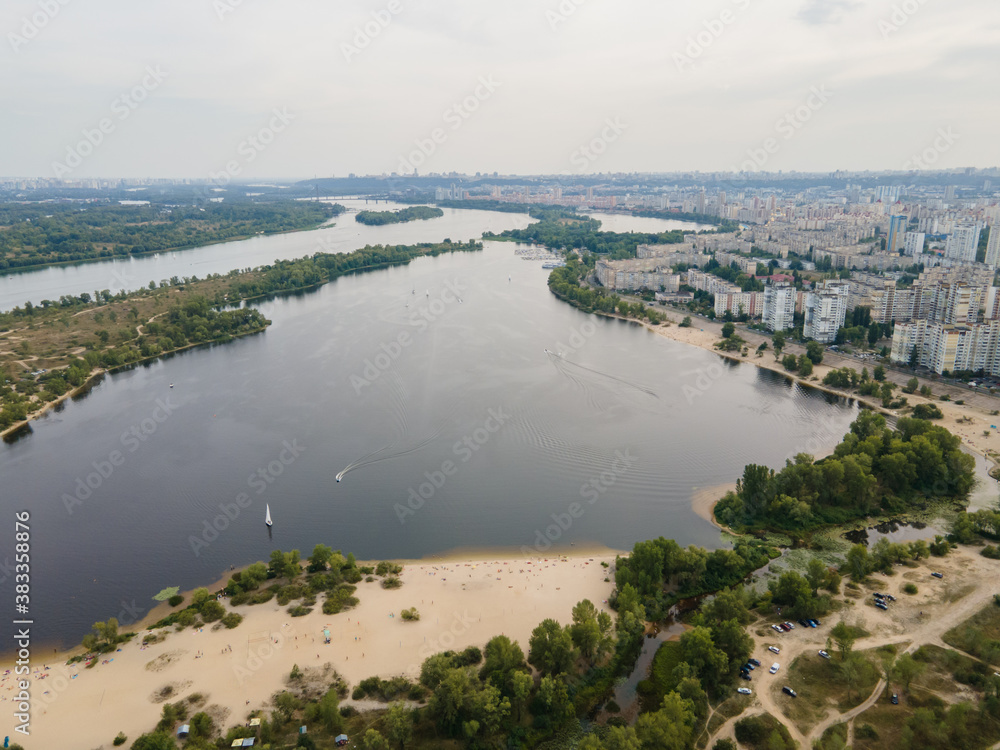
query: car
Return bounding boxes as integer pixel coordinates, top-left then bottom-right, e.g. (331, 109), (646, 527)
(772, 624), (784, 633)
(738, 687), (752, 695)
(782, 686), (797, 697)
(886, 594), (896, 602)
(812, 619), (822, 626)
(769, 663), (780, 674)
(818, 650), (831, 659)
(768, 646), (781, 654)
(798, 619), (810, 627)
(783, 622), (795, 629)
(875, 602), (888, 611)
(741, 672), (752, 681)
(891, 693), (899, 704)
(932, 572), (944, 579)
(806, 619), (818, 628)
(749, 658), (761, 667)
(874, 592), (885, 599)
(744, 662), (756, 671)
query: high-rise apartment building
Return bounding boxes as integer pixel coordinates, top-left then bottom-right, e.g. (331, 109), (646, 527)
(903, 232), (925, 257)
(887, 215), (908, 254)
(803, 281), (850, 343)
(944, 225), (982, 262)
(762, 281), (796, 332)
(985, 225), (1000, 269)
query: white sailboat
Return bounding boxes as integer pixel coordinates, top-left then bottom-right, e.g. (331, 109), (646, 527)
(265, 504), (272, 527)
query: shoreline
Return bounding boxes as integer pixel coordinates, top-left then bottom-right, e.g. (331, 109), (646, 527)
(0, 551), (619, 749)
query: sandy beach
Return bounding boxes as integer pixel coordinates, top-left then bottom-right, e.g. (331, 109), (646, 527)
(0, 552), (619, 749)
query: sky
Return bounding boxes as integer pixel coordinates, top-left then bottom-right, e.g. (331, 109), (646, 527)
(1, 0), (998, 180)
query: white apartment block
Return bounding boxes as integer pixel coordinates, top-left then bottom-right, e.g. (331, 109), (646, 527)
(986, 225), (1000, 269)
(803, 281), (850, 343)
(891, 319), (1000, 375)
(595, 259), (680, 292)
(944, 225), (982, 262)
(714, 291), (765, 319)
(904, 232), (925, 257)
(762, 281), (796, 332)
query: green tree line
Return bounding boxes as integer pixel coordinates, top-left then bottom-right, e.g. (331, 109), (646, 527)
(354, 206), (444, 225)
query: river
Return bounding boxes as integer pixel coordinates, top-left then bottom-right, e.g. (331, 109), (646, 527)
(0, 205), (861, 647)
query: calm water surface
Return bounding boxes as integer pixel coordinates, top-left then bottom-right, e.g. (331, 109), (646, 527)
(0, 210), (859, 646)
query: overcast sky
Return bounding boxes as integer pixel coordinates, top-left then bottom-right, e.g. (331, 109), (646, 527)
(2, 0), (998, 180)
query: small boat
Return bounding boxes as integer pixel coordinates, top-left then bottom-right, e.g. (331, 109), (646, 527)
(265, 504), (272, 527)
(426, 290), (429, 296)
(169, 383), (174, 388)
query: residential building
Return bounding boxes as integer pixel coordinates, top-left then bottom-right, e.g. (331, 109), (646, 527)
(887, 215), (908, 254)
(944, 224), (982, 262)
(904, 232), (925, 257)
(714, 291), (765, 319)
(986, 225), (1000, 269)
(595, 259), (679, 292)
(891, 319), (1000, 375)
(803, 281), (850, 343)
(762, 281), (796, 332)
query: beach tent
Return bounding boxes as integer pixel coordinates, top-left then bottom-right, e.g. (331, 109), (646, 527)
(335, 735), (349, 746)
(242, 740), (255, 747)
(249, 718), (261, 728)
(177, 725), (190, 739)
(323, 628), (331, 644)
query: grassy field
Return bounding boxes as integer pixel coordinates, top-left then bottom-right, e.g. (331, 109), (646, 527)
(779, 648), (880, 735)
(942, 602), (1000, 664)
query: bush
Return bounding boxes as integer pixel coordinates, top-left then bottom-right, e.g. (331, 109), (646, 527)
(352, 686), (365, 700)
(381, 576), (402, 589)
(856, 724), (879, 740)
(221, 612), (243, 629)
(288, 605), (312, 617)
(113, 732), (127, 746)
(168, 595), (184, 607)
(912, 403), (944, 420)
(982, 546), (1000, 560)
(199, 600), (225, 623)
(400, 607), (420, 621)
(903, 583), (918, 594)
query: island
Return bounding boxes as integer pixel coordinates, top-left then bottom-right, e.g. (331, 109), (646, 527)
(354, 206), (444, 225)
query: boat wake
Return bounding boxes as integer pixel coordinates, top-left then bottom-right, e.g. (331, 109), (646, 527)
(545, 349), (659, 399)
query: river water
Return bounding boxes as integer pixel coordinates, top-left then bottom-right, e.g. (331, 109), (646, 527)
(0, 205), (861, 646)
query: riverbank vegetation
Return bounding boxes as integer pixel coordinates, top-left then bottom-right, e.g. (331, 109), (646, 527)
(494, 217), (686, 259)
(714, 413), (975, 534)
(0, 201), (340, 270)
(354, 206), (443, 225)
(547, 260), (668, 325)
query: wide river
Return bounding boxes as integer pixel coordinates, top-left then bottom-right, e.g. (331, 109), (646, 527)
(0, 203), (860, 647)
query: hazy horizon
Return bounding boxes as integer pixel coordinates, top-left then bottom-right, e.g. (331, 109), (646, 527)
(3, 0), (998, 180)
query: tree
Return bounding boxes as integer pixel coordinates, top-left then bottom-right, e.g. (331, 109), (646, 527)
(680, 316), (692, 328)
(904, 377), (919, 393)
(782, 354), (798, 372)
(845, 544), (872, 582)
(721, 322), (736, 339)
(894, 652), (925, 691)
(362, 729), (391, 750)
(679, 627), (728, 692)
(480, 635), (527, 692)
(385, 703), (413, 750)
(806, 558), (828, 595)
(869, 323), (882, 347)
(840, 652), (867, 702)
(537, 675), (573, 722)
(189, 712), (213, 737)
(308, 544), (333, 572)
(570, 599), (612, 663)
(830, 621), (857, 661)
(773, 330), (786, 357)
(130, 733), (176, 750)
(713, 741), (737, 750)
(873, 365), (886, 381)
(510, 670), (533, 722)
(797, 354), (814, 377)
(806, 340), (824, 364)
(635, 691), (696, 750)
(528, 619), (576, 676)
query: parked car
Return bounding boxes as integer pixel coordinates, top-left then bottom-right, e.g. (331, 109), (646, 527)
(932, 572), (944, 579)
(783, 686), (798, 697)
(744, 662), (756, 671)
(783, 622), (796, 629)
(749, 658), (761, 667)
(818, 650), (831, 659)
(738, 687), (752, 695)
(772, 624), (784, 633)
(741, 672), (752, 681)
(886, 594), (896, 602)
(875, 602), (888, 611)
(798, 619), (810, 627)
(874, 593), (885, 599)
(770, 663), (780, 674)
(811, 619), (822, 626)
(891, 693), (899, 704)
(768, 646), (780, 654)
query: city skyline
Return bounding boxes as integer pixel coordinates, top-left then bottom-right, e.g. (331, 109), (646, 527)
(2, 0), (998, 180)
